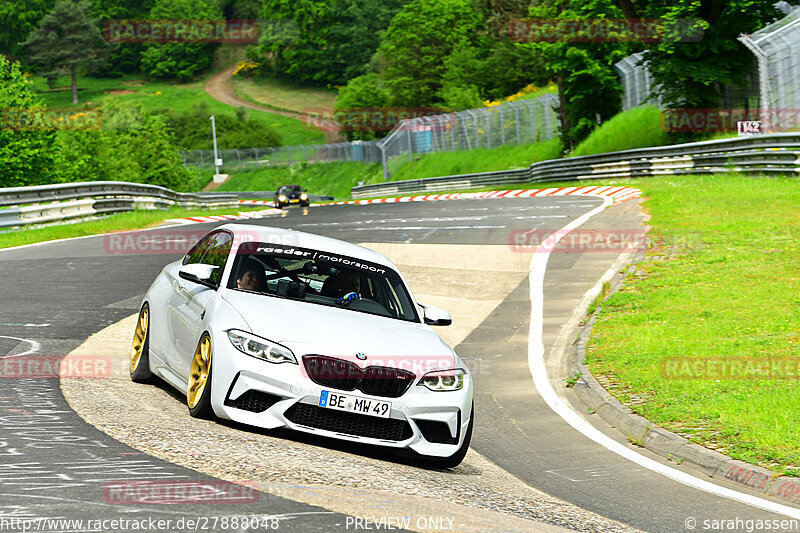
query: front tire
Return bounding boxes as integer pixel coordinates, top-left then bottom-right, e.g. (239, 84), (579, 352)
(130, 303), (153, 382)
(187, 333), (214, 419)
(426, 403), (473, 469)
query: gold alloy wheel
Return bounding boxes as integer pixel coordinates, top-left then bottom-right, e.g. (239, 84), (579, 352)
(187, 336), (212, 409)
(130, 307), (149, 373)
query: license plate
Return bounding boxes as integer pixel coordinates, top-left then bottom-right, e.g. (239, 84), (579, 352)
(318, 390), (391, 419)
(289, 199), (299, 203)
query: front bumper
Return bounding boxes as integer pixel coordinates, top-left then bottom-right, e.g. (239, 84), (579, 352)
(210, 341), (473, 458)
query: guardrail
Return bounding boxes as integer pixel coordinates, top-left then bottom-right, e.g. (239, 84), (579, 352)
(0, 182), (338, 229)
(351, 133), (800, 198)
(0, 181), (246, 229)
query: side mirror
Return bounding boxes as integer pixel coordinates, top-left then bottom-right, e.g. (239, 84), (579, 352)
(420, 303), (452, 326)
(179, 264), (219, 289)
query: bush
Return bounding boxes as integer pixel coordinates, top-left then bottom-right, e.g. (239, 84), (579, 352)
(58, 100), (191, 190)
(570, 106), (668, 157)
(0, 55), (60, 187)
(163, 102), (282, 150)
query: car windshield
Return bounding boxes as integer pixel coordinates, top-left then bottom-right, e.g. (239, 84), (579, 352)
(228, 242), (419, 322)
(279, 186), (301, 194)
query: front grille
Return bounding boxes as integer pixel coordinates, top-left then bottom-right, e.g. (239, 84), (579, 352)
(224, 390), (282, 413)
(285, 403), (413, 441)
(303, 355), (415, 398)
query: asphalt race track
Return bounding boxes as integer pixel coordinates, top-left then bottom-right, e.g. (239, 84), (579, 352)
(1, 197), (798, 532)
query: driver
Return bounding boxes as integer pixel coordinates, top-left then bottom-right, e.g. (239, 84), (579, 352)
(322, 272), (360, 299)
(235, 258), (266, 292)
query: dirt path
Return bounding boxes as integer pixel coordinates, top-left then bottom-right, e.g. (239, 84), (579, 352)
(205, 65), (343, 143)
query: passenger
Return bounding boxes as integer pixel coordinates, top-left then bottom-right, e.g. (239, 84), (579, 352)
(235, 258), (266, 292)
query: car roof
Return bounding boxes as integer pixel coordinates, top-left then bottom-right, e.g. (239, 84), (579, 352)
(219, 223), (397, 269)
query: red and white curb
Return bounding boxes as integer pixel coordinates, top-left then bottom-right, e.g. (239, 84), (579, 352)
(165, 208), (283, 225)
(165, 186), (642, 225)
(320, 186), (642, 206)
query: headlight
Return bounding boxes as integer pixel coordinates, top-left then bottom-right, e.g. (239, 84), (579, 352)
(279, 195), (287, 202)
(300, 193), (308, 200)
(419, 369), (465, 391)
(227, 330), (296, 364)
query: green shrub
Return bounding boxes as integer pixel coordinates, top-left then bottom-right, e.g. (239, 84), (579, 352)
(163, 102), (281, 150)
(0, 55), (60, 187)
(58, 100), (191, 190)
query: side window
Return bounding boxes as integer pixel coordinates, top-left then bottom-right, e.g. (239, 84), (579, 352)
(183, 233), (216, 266)
(201, 232), (233, 285)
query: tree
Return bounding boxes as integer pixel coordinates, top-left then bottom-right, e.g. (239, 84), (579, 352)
(378, 0), (482, 107)
(140, 0), (222, 81)
(0, 56), (60, 187)
(334, 73), (391, 140)
(59, 100), (191, 190)
(619, 0), (779, 110)
(521, 0), (631, 150)
(0, 0), (54, 60)
(89, 0), (155, 77)
(439, 40), (484, 111)
(257, 0), (407, 85)
(20, 0), (109, 104)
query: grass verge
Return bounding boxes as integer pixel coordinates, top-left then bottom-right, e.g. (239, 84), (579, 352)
(231, 76), (337, 114)
(206, 138), (564, 197)
(585, 173), (800, 475)
(0, 205), (267, 250)
(214, 162), (384, 199)
(570, 105), (668, 157)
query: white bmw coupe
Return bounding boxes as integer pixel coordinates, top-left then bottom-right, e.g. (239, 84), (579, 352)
(130, 223), (474, 467)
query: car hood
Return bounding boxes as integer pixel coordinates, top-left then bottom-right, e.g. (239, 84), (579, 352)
(221, 290), (457, 373)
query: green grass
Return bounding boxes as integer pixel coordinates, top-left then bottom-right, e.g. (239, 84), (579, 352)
(386, 139), (563, 182)
(585, 173), (800, 475)
(31, 74), (325, 147)
(231, 76), (337, 114)
(0, 205), (268, 250)
(214, 161), (383, 199)
(570, 105), (669, 157)
(203, 138), (563, 198)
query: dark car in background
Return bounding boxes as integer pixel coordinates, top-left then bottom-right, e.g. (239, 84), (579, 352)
(275, 185), (309, 208)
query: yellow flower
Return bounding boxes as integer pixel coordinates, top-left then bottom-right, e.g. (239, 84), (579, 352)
(155, 91), (162, 95)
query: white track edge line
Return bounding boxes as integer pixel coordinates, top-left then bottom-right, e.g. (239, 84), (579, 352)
(527, 198), (800, 519)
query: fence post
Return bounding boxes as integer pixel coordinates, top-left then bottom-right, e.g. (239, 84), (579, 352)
(544, 95), (553, 140)
(499, 104), (506, 145)
(380, 143), (390, 181)
(235, 149), (241, 170)
(406, 122), (413, 162)
(449, 114), (456, 151)
(509, 101), (521, 144)
(485, 109), (491, 149)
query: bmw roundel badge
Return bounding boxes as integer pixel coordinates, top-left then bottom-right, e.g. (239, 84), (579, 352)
(356, 353), (367, 360)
